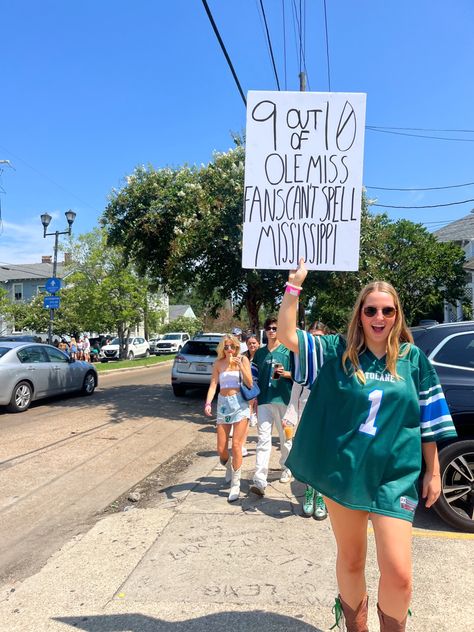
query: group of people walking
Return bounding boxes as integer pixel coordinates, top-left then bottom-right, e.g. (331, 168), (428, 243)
(204, 259), (457, 632)
(58, 335), (91, 361)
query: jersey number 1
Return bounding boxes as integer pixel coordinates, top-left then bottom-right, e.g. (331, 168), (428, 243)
(359, 389), (383, 436)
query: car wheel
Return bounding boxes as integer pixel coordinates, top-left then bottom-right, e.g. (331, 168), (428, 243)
(128, 351), (135, 360)
(81, 372), (96, 396)
(145, 349), (150, 358)
(7, 381), (33, 413)
(434, 440), (474, 533)
(172, 384), (186, 397)
(100, 359), (108, 363)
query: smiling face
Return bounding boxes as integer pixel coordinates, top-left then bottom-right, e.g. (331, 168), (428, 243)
(360, 290), (397, 354)
(246, 336), (260, 356)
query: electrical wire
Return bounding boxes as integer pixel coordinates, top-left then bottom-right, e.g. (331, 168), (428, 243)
(201, 0), (246, 107)
(291, 0), (311, 89)
(259, 0), (281, 90)
(369, 125), (474, 133)
(323, 0), (331, 91)
(366, 181), (474, 192)
(372, 198), (474, 209)
(282, 0), (287, 90)
(366, 127), (474, 142)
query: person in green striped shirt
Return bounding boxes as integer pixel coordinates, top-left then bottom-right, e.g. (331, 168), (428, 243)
(278, 259), (457, 632)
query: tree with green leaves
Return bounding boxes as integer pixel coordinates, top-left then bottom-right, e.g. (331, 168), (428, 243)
(102, 143), (467, 332)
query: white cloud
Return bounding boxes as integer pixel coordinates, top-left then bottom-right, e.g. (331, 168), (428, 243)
(0, 217), (54, 264)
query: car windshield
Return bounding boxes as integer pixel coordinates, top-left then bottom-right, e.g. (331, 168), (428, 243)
(0, 347), (11, 358)
(162, 334), (181, 340)
(181, 341), (218, 356)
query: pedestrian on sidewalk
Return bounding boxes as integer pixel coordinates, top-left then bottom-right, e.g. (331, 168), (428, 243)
(204, 334), (253, 503)
(249, 317), (293, 496)
(282, 321), (329, 521)
(278, 259), (457, 632)
(242, 333), (260, 449)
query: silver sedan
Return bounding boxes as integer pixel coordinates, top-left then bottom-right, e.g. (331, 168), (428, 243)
(0, 342), (98, 413)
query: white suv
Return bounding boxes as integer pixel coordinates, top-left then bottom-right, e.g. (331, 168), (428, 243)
(154, 332), (190, 355)
(99, 336), (150, 362)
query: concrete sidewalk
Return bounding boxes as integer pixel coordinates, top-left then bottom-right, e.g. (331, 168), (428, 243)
(0, 431), (472, 632)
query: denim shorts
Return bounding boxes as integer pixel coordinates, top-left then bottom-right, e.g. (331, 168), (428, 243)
(216, 392), (250, 425)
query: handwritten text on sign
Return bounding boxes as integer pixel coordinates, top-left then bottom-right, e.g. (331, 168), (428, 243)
(242, 91), (366, 270)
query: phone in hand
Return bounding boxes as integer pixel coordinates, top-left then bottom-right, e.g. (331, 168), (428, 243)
(272, 363), (283, 380)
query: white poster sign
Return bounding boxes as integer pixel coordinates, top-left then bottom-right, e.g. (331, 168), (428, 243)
(242, 90), (366, 270)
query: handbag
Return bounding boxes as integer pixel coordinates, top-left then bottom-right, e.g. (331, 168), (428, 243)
(240, 372), (260, 401)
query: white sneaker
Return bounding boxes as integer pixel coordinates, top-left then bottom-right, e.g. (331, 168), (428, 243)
(249, 481), (265, 496)
(241, 446), (248, 457)
(279, 469), (292, 484)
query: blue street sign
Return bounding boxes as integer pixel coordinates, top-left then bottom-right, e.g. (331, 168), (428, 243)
(45, 277), (62, 294)
(44, 296), (60, 309)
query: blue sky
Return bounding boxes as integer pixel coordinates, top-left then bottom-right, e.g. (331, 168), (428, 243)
(1, 0), (473, 264)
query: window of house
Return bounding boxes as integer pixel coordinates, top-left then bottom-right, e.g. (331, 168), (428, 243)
(13, 283), (23, 301)
(37, 285), (46, 294)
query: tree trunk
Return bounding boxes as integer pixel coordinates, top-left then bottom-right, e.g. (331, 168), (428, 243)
(245, 291), (261, 334)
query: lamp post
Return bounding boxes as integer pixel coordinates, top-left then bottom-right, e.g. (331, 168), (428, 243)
(40, 210), (76, 344)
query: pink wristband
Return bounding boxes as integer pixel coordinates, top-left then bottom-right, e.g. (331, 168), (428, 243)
(285, 285), (301, 297)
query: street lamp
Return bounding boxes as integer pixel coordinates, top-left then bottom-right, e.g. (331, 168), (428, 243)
(40, 210), (76, 344)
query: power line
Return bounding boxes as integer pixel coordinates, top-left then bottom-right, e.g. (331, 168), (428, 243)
(322, 0), (331, 91)
(259, 0), (281, 90)
(291, 0), (311, 89)
(366, 127), (474, 142)
(366, 181), (474, 192)
(372, 198), (474, 209)
(369, 125), (474, 133)
(201, 0), (246, 107)
(282, 0), (287, 89)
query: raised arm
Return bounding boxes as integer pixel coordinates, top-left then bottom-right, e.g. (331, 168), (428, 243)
(277, 258), (308, 354)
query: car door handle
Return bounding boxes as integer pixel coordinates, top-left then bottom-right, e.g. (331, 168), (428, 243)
(53, 366), (61, 371)
(27, 367), (36, 371)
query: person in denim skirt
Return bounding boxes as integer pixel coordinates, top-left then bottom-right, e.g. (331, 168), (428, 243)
(204, 334), (253, 502)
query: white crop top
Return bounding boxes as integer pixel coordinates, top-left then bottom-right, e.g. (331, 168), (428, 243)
(219, 370), (240, 389)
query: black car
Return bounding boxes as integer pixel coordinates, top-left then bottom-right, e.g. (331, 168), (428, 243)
(412, 321), (474, 532)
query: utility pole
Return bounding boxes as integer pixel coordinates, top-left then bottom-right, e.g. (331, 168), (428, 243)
(298, 71), (307, 330)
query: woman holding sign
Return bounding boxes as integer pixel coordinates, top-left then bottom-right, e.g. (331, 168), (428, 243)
(278, 259), (456, 632)
(204, 335), (253, 503)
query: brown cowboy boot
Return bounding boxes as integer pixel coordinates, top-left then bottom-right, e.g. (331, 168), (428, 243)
(377, 603), (407, 632)
(334, 594), (369, 632)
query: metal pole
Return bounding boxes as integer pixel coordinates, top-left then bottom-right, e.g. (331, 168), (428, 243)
(298, 71), (307, 330)
(48, 231), (59, 345)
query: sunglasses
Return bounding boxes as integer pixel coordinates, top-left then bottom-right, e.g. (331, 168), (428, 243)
(265, 326), (277, 332)
(223, 344), (235, 350)
(362, 306), (397, 318)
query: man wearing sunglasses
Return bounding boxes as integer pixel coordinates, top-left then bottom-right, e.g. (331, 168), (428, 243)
(250, 317), (293, 496)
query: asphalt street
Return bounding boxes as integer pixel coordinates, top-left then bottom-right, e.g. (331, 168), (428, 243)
(0, 362), (204, 584)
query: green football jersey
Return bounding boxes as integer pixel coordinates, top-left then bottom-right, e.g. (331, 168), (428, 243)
(286, 330), (457, 522)
(252, 344), (292, 406)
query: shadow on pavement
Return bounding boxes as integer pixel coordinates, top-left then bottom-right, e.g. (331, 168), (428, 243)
(29, 383), (211, 427)
(54, 611), (323, 631)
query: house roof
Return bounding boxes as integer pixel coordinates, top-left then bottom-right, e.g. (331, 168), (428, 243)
(0, 262), (66, 283)
(434, 213), (474, 242)
(169, 304), (196, 320)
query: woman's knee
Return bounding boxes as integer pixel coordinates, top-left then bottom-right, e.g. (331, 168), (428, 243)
(337, 550), (366, 575)
(382, 565), (412, 595)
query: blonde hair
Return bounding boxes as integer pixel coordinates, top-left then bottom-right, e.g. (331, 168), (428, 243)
(216, 335), (241, 360)
(342, 281), (413, 383)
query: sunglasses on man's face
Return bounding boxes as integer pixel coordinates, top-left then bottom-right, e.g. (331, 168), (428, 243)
(362, 306), (397, 318)
(266, 326), (277, 332)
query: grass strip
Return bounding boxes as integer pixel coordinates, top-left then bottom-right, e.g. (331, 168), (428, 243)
(95, 354), (175, 372)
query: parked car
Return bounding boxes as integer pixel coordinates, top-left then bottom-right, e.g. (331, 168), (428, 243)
(0, 334), (41, 343)
(171, 334), (225, 396)
(99, 336), (150, 362)
(412, 321), (474, 532)
(148, 336), (162, 354)
(154, 332), (190, 355)
(0, 342), (98, 413)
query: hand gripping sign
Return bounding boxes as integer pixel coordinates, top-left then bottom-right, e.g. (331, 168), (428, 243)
(242, 91), (366, 271)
